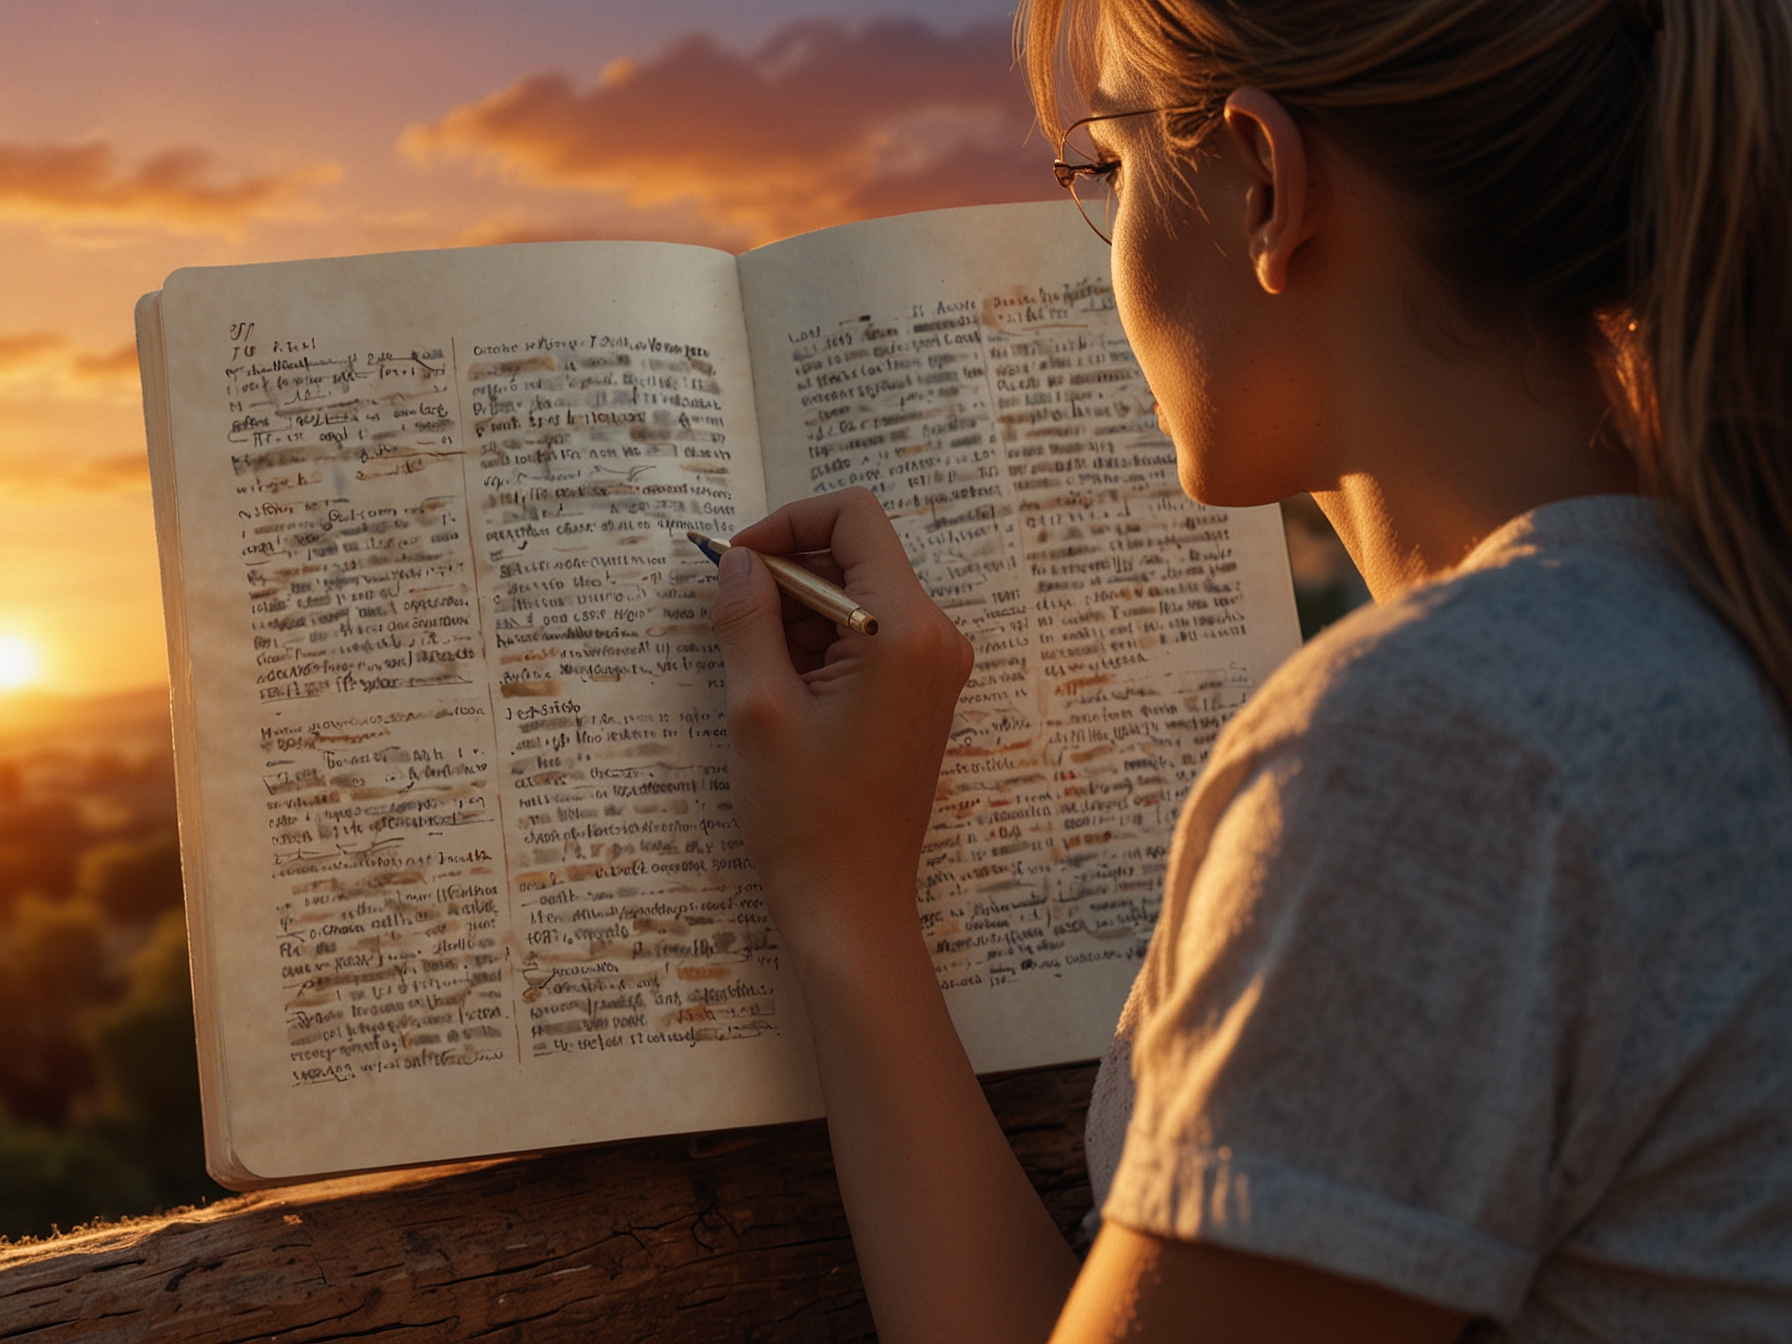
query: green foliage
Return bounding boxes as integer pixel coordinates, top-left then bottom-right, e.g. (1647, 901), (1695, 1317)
(0, 797), (86, 916)
(1281, 494), (1371, 640)
(89, 911), (200, 1125)
(0, 1120), (154, 1242)
(0, 729), (215, 1241)
(0, 896), (116, 1126)
(0, 894), (115, 1009)
(84, 911), (220, 1214)
(76, 829), (184, 924)
(0, 907), (223, 1239)
(1295, 581), (1368, 642)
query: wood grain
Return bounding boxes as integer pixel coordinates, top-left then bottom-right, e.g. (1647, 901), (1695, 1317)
(0, 1062), (1095, 1342)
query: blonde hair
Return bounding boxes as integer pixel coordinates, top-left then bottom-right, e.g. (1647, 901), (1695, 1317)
(1019, 0), (1792, 717)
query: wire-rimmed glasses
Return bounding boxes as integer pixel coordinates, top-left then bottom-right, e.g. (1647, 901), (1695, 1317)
(1053, 105), (1207, 243)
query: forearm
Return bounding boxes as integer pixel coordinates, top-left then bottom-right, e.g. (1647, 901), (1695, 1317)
(787, 899), (1081, 1344)
(704, 493), (1078, 1338)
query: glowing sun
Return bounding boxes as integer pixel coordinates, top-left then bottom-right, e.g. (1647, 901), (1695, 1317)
(0, 636), (41, 690)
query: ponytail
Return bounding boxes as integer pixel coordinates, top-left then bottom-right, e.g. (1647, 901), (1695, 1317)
(1635, 0), (1792, 717)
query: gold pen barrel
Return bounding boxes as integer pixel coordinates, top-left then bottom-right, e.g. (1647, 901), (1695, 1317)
(687, 531), (880, 635)
(759, 553), (880, 635)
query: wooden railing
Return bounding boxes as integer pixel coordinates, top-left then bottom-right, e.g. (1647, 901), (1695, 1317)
(0, 1062), (1095, 1342)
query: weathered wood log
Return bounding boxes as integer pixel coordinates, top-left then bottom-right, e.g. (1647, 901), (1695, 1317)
(0, 1062), (1095, 1342)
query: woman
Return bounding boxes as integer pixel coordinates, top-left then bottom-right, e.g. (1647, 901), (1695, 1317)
(706, 1), (1792, 1339)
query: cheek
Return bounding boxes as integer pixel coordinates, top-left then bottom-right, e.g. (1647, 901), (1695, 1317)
(1111, 223), (1218, 494)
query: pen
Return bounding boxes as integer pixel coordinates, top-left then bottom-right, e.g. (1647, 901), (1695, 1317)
(686, 530), (880, 636)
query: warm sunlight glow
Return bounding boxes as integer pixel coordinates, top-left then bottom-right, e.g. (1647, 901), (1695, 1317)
(0, 636), (41, 690)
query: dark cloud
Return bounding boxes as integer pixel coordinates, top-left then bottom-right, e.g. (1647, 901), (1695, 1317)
(405, 19), (1062, 246)
(0, 141), (337, 233)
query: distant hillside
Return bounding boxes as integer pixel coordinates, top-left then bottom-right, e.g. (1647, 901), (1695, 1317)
(0, 685), (172, 760)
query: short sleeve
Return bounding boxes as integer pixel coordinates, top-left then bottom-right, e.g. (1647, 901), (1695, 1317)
(1104, 653), (1573, 1320)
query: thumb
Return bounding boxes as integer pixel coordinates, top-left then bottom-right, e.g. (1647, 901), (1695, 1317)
(709, 546), (801, 724)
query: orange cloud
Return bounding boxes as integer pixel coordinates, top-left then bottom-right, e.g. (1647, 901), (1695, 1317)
(404, 20), (1060, 247)
(452, 200), (759, 252)
(0, 332), (138, 394)
(0, 140), (338, 233)
(0, 450), (148, 495)
(68, 343), (140, 383)
(0, 333), (65, 369)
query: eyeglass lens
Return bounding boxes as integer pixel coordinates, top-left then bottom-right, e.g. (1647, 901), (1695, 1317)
(1059, 121), (1117, 242)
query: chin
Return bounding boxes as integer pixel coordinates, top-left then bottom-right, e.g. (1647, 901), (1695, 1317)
(1172, 443), (1285, 510)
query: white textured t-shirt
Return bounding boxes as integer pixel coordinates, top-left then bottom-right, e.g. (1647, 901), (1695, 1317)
(1083, 496), (1792, 1340)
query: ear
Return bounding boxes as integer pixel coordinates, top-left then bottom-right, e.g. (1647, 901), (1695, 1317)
(1223, 88), (1313, 295)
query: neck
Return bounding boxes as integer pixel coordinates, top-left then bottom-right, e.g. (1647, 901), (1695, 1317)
(1309, 323), (1638, 602)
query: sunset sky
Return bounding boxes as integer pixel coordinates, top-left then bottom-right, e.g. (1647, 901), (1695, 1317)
(0, 0), (1055, 696)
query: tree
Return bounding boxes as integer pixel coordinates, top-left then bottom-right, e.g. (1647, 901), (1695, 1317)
(0, 799), (86, 916)
(0, 1120), (152, 1241)
(85, 910), (219, 1212)
(0, 896), (116, 1127)
(75, 830), (184, 924)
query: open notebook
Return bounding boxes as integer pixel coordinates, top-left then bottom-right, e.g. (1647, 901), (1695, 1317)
(136, 201), (1301, 1187)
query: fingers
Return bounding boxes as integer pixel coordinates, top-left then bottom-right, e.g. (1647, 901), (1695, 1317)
(731, 487), (914, 581)
(786, 610), (837, 660)
(731, 489), (937, 648)
(718, 488), (972, 706)
(774, 558), (850, 671)
(710, 546), (804, 734)
(784, 552), (846, 588)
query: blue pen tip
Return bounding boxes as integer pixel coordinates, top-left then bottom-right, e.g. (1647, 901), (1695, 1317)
(686, 530), (726, 567)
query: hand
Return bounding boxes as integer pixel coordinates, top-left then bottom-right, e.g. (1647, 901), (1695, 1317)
(708, 487), (973, 966)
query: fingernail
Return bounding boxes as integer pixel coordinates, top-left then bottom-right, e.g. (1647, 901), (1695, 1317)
(718, 546), (752, 580)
